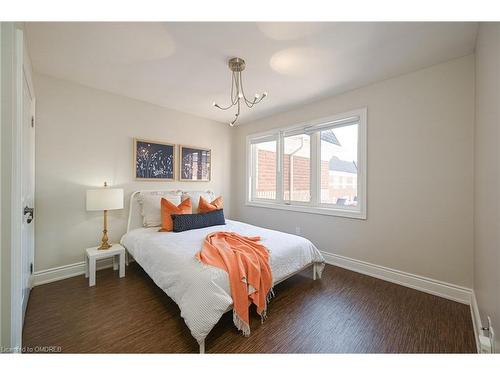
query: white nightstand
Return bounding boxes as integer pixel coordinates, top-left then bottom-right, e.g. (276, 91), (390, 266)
(85, 243), (125, 287)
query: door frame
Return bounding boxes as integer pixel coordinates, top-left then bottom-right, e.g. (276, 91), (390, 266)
(0, 22), (3, 348)
(9, 26), (25, 352)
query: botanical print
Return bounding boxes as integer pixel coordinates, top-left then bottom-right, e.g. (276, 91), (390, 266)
(180, 146), (211, 181)
(135, 139), (175, 180)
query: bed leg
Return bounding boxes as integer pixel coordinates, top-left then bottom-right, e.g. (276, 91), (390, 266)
(313, 263), (317, 280)
(198, 340), (205, 354)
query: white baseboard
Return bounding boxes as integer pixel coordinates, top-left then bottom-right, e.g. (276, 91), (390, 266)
(321, 251), (473, 305)
(32, 258), (114, 286)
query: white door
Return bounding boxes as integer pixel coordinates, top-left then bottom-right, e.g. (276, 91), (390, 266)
(21, 65), (35, 318)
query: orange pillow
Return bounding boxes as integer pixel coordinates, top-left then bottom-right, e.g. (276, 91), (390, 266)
(159, 198), (192, 232)
(198, 196), (223, 213)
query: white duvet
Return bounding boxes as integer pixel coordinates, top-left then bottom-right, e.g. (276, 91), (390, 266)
(120, 219), (325, 344)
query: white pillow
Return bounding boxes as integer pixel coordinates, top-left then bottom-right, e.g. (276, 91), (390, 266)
(181, 191), (215, 213)
(139, 191), (181, 227)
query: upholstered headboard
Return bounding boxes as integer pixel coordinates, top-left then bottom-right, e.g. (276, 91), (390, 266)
(126, 190), (215, 232)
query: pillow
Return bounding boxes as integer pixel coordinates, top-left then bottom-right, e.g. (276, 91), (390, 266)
(139, 191), (181, 227)
(198, 196), (223, 213)
(181, 191), (215, 213)
(159, 198), (192, 232)
(171, 209), (225, 232)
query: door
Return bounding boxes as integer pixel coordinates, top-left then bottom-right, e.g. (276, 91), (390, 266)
(1, 23), (34, 351)
(21, 61), (35, 318)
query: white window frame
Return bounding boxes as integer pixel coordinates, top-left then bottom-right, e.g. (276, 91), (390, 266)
(282, 131), (312, 204)
(247, 133), (281, 203)
(246, 108), (367, 220)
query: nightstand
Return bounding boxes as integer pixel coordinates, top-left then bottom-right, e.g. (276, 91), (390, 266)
(85, 243), (125, 287)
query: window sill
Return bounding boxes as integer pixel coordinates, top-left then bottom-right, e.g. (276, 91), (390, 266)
(245, 201), (367, 220)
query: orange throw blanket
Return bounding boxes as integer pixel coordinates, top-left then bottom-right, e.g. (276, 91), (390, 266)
(195, 232), (273, 336)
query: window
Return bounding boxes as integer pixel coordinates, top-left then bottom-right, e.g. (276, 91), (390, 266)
(320, 123), (358, 207)
(250, 138), (277, 201)
(283, 133), (311, 203)
(246, 108), (366, 219)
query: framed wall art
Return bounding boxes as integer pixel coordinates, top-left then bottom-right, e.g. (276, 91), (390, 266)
(134, 138), (175, 181)
(179, 145), (211, 182)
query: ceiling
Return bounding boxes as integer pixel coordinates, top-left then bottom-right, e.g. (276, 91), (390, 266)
(26, 22), (478, 125)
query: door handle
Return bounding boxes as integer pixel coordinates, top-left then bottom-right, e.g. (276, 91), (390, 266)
(24, 206), (34, 224)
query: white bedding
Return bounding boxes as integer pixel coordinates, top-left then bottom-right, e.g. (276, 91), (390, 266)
(120, 219), (325, 343)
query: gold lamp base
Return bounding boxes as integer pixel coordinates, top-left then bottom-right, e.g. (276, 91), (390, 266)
(98, 210), (112, 250)
(98, 241), (112, 250)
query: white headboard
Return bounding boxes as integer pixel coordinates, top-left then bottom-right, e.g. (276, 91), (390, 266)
(127, 191), (148, 232)
(126, 190), (215, 232)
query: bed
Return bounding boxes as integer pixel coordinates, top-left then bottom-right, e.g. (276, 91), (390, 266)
(120, 190), (325, 353)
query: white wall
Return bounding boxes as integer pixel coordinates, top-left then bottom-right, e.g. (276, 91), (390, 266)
(473, 23), (500, 350)
(34, 73), (232, 271)
(231, 55), (474, 288)
(0, 21), (6, 350)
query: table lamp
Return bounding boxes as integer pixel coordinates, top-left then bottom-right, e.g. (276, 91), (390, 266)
(86, 182), (124, 250)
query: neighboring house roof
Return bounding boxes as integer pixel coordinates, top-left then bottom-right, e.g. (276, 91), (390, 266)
(329, 156), (357, 173)
(320, 130), (341, 146)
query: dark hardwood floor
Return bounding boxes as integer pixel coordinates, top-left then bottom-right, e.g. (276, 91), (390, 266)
(22, 263), (476, 353)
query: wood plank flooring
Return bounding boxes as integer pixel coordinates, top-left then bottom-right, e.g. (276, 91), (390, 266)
(22, 263), (476, 353)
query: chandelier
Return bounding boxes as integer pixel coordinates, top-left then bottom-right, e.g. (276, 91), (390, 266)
(212, 57), (267, 126)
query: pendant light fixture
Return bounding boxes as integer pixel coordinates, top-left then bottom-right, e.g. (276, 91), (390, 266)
(212, 57), (267, 126)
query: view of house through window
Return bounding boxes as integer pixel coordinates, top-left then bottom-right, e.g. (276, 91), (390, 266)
(248, 109), (365, 218)
(283, 133), (311, 202)
(253, 140), (277, 200)
(320, 124), (358, 207)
